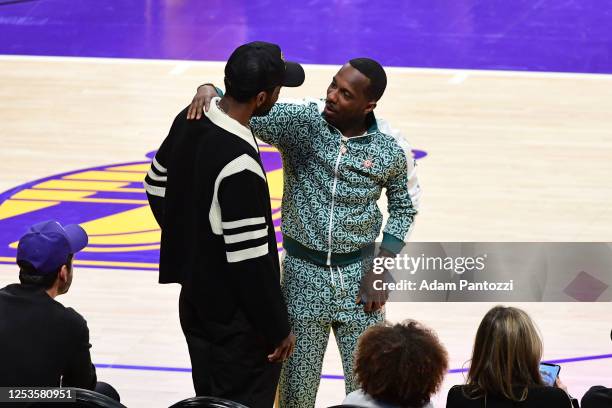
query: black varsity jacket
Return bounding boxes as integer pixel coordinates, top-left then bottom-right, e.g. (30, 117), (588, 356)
(144, 101), (289, 348)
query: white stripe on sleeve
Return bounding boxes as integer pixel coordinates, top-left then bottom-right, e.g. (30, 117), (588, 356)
(226, 243), (269, 263)
(147, 168), (167, 182)
(223, 226), (268, 244)
(153, 157), (167, 173)
(144, 180), (166, 197)
(222, 217), (266, 230)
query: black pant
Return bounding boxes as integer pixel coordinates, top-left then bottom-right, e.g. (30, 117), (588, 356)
(179, 288), (281, 408)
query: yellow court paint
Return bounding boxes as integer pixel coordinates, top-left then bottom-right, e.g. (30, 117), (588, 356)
(0, 199), (59, 220)
(80, 205), (158, 236)
(64, 170), (146, 182)
(10, 190), (147, 205)
(87, 230), (161, 245)
(83, 244), (160, 253)
(13, 189), (93, 201)
(32, 179), (131, 192)
(106, 163), (151, 172)
(266, 169), (284, 200)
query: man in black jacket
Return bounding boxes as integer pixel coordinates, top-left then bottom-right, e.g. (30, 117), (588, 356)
(144, 41), (305, 407)
(0, 220), (119, 400)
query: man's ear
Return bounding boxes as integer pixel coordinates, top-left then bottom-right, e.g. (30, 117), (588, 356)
(58, 264), (69, 283)
(364, 101), (377, 115)
(255, 91), (267, 108)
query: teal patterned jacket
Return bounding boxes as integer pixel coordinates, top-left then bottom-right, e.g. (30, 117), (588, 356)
(250, 98), (420, 264)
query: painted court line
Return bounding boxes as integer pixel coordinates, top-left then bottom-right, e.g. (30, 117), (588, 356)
(1, 55), (612, 80)
(95, 353), (612, 379)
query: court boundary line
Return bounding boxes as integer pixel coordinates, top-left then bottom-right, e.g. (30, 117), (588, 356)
(0, 259), (158, 271)
(0, 54), (611, 80)
(94, 353), (612, 379)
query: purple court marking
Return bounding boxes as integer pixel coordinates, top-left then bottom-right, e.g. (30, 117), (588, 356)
(448, 353), (612, 374)
(1, 1), (612, 74)
(0, 147), (426, 271)
(0, 159), (160, 268)
(543, 354), (612, 365)
(413, 149), (427, 160)
(321, 374), (345, 380)
(0, 153), (282, 269)
(95, 363), (191, 373)
(95, 353), (612, 378)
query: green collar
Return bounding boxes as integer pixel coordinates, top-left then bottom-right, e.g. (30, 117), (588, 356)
(322, 111), (380, 138)
(365, 111), (379, 133)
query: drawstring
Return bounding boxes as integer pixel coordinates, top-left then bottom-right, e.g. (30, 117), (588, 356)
(329, 265), (345, 290)
(337, 266), (345, 290)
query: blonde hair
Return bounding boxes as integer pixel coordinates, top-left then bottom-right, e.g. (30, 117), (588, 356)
(465, 306), (544, 401)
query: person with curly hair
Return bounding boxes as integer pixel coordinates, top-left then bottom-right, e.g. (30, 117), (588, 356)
(447, 305), (578, 408)
(343, 320), (448, 408)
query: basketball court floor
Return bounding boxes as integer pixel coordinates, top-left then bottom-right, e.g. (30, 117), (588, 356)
(1, 1), (611, 406)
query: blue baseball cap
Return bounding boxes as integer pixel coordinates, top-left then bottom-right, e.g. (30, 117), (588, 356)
(16, 220), (88, 275)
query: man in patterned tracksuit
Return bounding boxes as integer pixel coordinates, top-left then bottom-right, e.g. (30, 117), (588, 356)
(189, 58), (420, 408)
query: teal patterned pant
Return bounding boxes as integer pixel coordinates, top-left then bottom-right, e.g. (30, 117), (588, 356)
(278, 254), (384, 408)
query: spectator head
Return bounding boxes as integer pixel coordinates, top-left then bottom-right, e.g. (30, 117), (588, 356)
(354, 320), (448, 407)
(466, 306), (544, 401)
(224, 41), (304, 116)
(16, 220), (88, 295)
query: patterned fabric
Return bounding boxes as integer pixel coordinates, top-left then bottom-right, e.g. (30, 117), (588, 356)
(250, 99), (417, 255)
(242, 99), (418, 407)
(279, 254), (384, 408)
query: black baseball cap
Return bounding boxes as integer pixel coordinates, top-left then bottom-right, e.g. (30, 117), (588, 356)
(225, 41), (305, 95)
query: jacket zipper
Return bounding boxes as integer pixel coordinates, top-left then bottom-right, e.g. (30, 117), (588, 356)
(324, 124), (376, 265)
(326, 141), (344, 266)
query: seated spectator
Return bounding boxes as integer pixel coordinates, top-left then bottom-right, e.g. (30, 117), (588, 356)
(582, 386), (612, 408)
(0, 220), (119, 401)
(343, 320), (448, 408)
(447, 305), (576, 408)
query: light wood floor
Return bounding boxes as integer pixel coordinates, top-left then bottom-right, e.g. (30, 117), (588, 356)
(0, 55), (610, 407)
